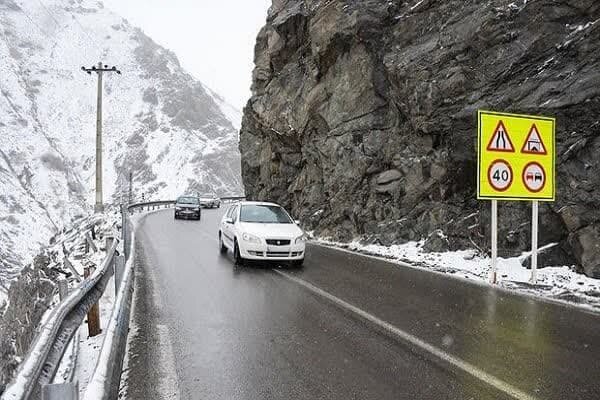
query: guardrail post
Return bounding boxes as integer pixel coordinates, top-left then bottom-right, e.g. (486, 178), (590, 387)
(85, 233), (98, 253)
(42, 382), (79, 400)
(64, 257), (83, 282)
(105, 235), (114, 251)
(58, 279), (69, 301)
(114, 255), (125, 293)
(84, 266), (102, 337)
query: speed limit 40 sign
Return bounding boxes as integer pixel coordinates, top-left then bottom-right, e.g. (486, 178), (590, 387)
(477, 110), (555, 201)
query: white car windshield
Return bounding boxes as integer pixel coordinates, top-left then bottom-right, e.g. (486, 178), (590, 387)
(240, 205), (292, 224)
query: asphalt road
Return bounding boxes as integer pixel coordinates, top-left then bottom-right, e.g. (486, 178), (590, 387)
(124, 208), (600, 400)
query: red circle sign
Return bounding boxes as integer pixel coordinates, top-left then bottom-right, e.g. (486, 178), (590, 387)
(487, 159), (513, 192)
(522, 162), (546, 192)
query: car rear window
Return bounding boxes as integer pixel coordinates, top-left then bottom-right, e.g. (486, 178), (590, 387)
(177, 197), (199, 205)
(240, 205), (292, 224)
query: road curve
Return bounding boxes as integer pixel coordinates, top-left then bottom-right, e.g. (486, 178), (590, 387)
(124, 208), (600, 400)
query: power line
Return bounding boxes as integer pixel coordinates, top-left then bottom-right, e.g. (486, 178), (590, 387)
(35, 0), (62, 30)
(34, 0), (101, 59)
(14, 0), (102, 63)
(0, 90), (27, 122)
(13, 2), (52, 37)
(70, 11), (101, 49)
(38, 0), (103, 49)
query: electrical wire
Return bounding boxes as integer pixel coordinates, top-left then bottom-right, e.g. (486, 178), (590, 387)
(35, 0), (102, 61)
(14, 0), (102, 63)
(34, 0), (62, 30)
(12, 3), (52, 37)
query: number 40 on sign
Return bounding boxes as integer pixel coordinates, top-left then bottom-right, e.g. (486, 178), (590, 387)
(477, 110), (556, 285)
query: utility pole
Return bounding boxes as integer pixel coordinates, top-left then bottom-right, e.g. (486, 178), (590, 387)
(128, 171), (133, 205)
(81, 62), (121, 213)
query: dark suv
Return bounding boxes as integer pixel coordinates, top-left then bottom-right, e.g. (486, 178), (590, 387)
(174, 196), (201, 220)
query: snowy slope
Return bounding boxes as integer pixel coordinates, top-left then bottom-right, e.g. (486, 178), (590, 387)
(0, 0), (243, 288)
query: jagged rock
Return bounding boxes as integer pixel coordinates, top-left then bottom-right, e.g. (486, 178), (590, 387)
(0, 257), (56, 389)
(569, 225), (600, 278)
(240, 0), (600, 277)
(423, 230), (450, 253)
(375, 170), (402, 193)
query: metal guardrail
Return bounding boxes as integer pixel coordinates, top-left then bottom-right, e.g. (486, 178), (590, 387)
(2, 195), (245, 400)
(78, 201), (166, 400)
(127, 196), (246, 212)
(81, 217), (135, 400)
(1, 241), (119, 400)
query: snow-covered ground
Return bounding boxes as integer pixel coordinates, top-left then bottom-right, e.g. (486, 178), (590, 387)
(316, 239), (600, 312)
(75, 275), (116, 396)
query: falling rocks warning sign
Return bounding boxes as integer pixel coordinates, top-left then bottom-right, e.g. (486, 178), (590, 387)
(477, 110), (555, 201)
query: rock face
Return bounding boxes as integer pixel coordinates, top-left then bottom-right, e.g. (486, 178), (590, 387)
(240, 0), (600, 277)
(0, 0), (243, 287)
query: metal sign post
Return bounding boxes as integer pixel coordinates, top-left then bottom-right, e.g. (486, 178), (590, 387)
(42, 382), (78, 400)
(490, 200), (498, 284)
(530, 200), (539, 282)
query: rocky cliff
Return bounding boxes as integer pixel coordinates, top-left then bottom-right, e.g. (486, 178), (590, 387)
(240, 0), (600, 277)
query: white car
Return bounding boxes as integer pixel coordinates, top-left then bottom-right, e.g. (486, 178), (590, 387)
(199, 193), (221, 208)
(218, 201), (306, 267)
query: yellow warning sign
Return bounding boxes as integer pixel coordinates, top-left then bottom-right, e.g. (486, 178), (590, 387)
(478, 110), (555, 201)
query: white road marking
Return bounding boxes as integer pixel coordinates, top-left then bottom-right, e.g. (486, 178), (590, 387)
(274, 270), (538, 400)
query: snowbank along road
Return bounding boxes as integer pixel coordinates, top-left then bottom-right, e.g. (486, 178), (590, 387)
(124, 208), (600, 400)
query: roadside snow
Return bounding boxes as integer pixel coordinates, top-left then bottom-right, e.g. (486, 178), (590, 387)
(53, 330), (79, 384)
(316, 239), (600, 312)
(117, 302), (140, 399)
(75, 275), (117, 396)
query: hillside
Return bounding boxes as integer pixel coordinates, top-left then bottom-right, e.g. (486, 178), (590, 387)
(0, 0), (242, 288)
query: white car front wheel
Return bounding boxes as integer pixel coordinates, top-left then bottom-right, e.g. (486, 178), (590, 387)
(233, 239), (245, 266)
(219, 233), (227, 254)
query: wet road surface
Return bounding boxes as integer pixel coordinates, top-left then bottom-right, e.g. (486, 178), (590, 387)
(125, 208), (600, 400)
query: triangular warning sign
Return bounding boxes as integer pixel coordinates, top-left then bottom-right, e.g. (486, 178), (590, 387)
(486, 120), (515, 152)
(521, 124), (547, 155)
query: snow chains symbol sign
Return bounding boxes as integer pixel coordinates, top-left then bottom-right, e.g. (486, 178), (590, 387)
(522, 162), (546, 192)
(487, 160), (513, 192)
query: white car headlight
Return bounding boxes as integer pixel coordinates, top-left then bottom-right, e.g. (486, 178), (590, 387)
(242, 233), (261, 244)
(295, 234), (307, 244)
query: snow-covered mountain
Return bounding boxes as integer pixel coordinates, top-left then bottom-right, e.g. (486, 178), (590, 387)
(0, 0), (243, 288)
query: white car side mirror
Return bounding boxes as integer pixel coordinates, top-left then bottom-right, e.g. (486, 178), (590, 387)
(224, 217), (234, 224)
(294, 220), (300, 225)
